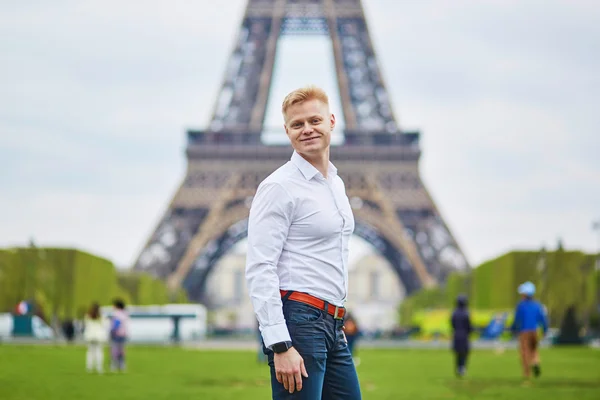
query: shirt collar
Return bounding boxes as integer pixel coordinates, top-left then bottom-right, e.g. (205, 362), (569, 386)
(290, 151), (337, 181)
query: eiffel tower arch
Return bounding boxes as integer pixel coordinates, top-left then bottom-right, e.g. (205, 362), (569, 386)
(133, 0), (469, 304)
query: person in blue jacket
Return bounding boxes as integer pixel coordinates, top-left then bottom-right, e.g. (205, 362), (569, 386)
(510, 281), (548, 382)
(451, 294), (473, 377)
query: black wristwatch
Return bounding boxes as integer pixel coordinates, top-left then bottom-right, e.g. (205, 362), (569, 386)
(271, 341), (293, 354)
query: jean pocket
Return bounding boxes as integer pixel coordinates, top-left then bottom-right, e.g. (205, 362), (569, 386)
(285, 301), (325, 325)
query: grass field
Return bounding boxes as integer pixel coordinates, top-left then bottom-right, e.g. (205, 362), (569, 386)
(1, 344), (599, 399)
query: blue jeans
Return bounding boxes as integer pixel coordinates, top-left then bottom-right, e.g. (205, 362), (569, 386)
(263, 300), (362, 399)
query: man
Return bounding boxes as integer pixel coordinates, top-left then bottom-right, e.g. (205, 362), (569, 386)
(510, 281), (548, 383)
(450, 294), (473, 378)
(245, 86), (361, 399)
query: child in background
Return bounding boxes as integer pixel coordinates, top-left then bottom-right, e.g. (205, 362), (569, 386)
(84, 302), (107, 373)
(110, 298), (130, 372)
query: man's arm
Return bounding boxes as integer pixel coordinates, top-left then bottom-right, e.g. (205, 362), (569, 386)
(245, 181), (294, 349)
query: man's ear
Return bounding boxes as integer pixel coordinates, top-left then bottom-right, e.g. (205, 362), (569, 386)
(330, 113), (336, 129)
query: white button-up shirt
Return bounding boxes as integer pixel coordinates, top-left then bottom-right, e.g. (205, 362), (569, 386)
(245, 151), (355, 348)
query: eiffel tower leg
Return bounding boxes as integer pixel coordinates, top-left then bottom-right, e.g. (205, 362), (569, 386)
(364, 175), (436, 288)
(326, 0), (357, 130)
(249, 0), (285, 131)
(167, 174), (242, 290)
(133, 179), (210, 279)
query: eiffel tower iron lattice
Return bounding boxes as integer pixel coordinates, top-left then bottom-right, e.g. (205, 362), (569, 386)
(133, 0), (469, 303)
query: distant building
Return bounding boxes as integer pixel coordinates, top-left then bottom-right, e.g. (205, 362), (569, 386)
(205, 245), (255, 331)
(205, 241), (405, 334)
(345, 253), (405, 333)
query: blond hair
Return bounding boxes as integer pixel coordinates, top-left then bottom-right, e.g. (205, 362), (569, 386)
(281, 85), (329, 117)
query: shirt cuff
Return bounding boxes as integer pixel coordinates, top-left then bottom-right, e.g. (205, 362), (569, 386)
(261, 322), (291, 349)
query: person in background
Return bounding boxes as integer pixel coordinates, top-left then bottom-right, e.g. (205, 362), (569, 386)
(343, 313), (361, 366)
(109, 298), (130, 372)
(451, 294), (473, 377)
(62, 319), (75, 343)
(510, 281), (548, 383)
(83, 302), (107, 373)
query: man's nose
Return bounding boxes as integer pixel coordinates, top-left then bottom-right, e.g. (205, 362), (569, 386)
(301, 123), (313, 134)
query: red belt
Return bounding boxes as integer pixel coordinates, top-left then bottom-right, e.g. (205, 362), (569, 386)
(280, 290), (346, 320)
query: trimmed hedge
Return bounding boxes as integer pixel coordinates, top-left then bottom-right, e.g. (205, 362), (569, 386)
(0, 247), (188, 319)
(116, 271), (186, 305)
(0, 248), (117, 319)
(445, 271), (468, 307)
(400, 287), (446, 324)
(401, 250), (599, 328)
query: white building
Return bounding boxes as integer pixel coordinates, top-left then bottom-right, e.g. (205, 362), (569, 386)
(345, 253), (405, 333)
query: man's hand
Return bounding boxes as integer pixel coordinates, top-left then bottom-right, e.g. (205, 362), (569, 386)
(274, 347), (308, 394)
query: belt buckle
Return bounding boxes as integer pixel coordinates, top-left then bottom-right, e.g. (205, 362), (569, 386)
(333, 306), (343, 320)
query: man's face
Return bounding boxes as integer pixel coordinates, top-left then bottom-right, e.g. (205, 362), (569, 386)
(284, 99), (335, 157)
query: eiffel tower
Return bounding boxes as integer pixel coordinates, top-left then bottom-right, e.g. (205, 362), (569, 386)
(133, 0), (469, 303)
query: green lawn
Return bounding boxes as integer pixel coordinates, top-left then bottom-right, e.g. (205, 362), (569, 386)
(0, 344), (599, 399)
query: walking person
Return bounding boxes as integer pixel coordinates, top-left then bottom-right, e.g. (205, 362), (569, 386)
(510, 281), (548, 384)
(83, 302), (107, 373)
(450, 295), (473, 377)
(246, 86), (361, 399)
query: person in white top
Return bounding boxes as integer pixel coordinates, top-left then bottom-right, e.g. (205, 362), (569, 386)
(246, 86), (361, 399)
(83, 302), (107, 373)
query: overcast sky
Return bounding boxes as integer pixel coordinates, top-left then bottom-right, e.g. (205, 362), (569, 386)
(1, 0), (599, 269)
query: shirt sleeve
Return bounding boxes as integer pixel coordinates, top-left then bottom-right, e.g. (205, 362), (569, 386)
(245, 181), (294, 348)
